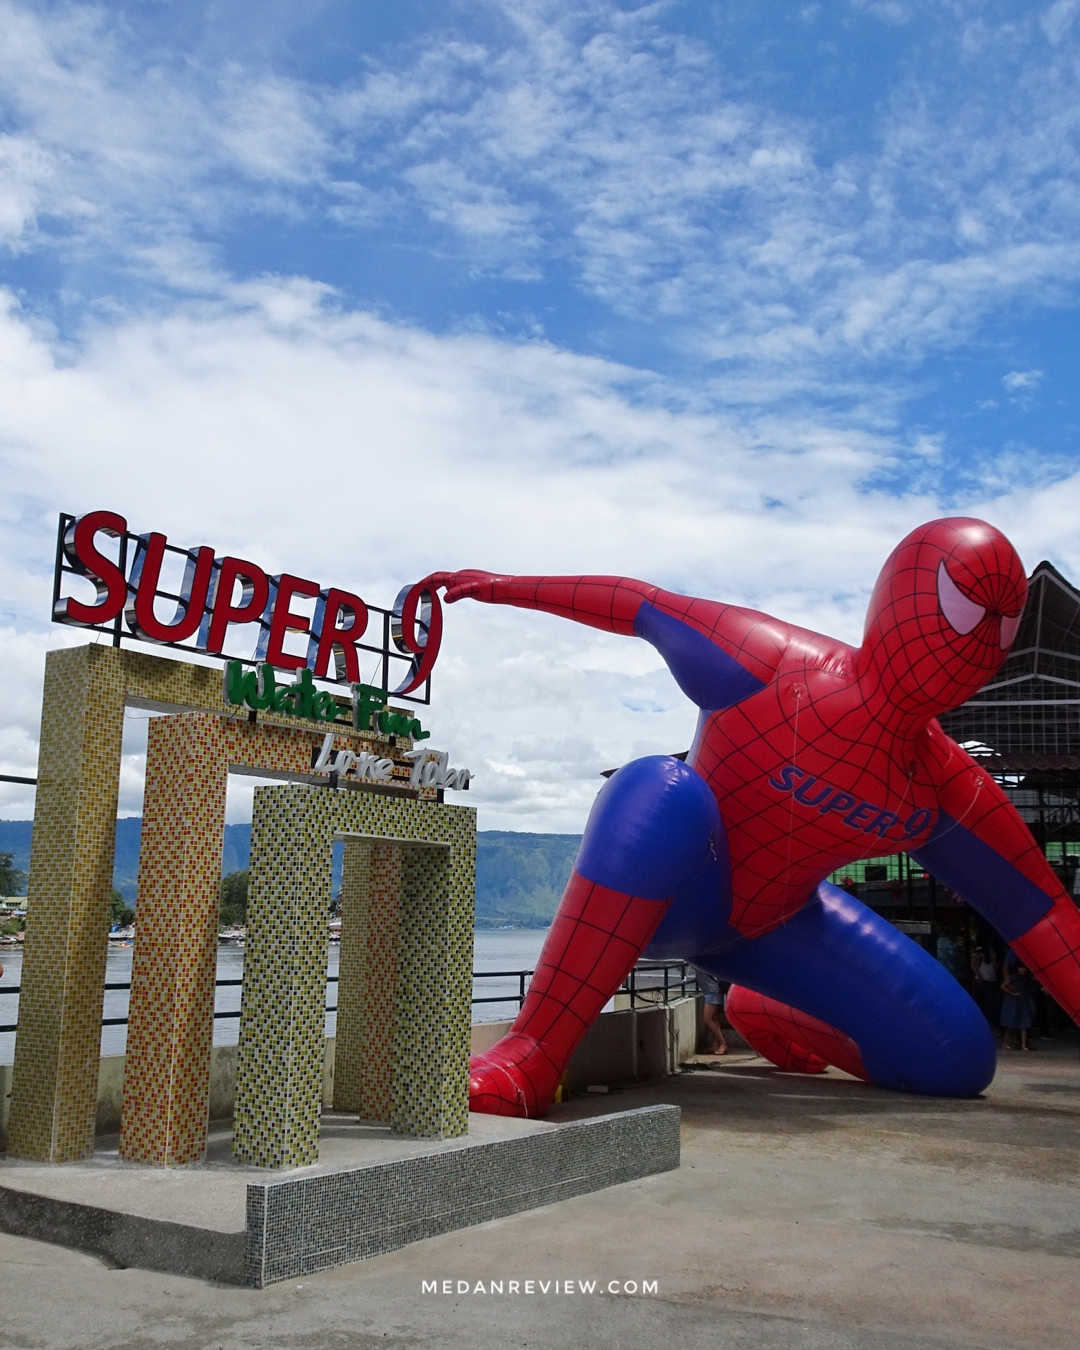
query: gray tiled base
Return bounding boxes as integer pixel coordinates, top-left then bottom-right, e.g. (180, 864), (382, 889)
(0, 1183), (244, 1283)
(246, 1104), (680, 1288)
(0, 1105), (679, 1287)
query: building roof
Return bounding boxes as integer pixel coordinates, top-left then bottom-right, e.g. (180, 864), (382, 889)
(938, 560), (1080, 765)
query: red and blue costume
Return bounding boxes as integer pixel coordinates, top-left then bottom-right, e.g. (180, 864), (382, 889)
(426, 518), (1080, 1115)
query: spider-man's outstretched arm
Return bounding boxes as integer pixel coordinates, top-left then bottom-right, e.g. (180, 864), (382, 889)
(912, 731), (1080, 1023)
(424, 570), (791, 706)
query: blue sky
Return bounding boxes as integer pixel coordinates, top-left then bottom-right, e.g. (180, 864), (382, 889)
(2, 1), (1080, 828)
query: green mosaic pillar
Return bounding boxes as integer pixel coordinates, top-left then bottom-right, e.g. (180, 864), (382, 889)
(233, 787), (332, 1169)
(392, 842), (457, 1138)
(8, 646), (125, 1162)
(333, 839), (401, 1118)
(234, 786), (475, 1164)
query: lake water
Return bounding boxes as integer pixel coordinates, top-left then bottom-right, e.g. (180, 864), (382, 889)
(0, 928), (548, 1063)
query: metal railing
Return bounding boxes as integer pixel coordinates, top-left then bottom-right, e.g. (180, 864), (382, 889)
(0, 976), (337, 1034)
(0, 959), (701, 1035)
(470, 969), (531, 1010)
(471, 959), (699, 1012)
(621, 959), (699, 1009)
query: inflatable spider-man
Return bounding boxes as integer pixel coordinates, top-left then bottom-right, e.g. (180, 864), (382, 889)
(425, 518), (1080, 1115)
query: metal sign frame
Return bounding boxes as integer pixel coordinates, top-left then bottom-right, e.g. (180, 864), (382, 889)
(51, 512), (432, 705)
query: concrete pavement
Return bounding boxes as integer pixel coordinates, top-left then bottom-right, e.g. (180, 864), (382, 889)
(3, 1039), (1079, 1350)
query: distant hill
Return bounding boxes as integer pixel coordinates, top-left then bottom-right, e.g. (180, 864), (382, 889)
(0, 819), (254, 902)
(474, 831), (581, 928)
(0, 820), (31, 891)
(0, 819), (580, 928)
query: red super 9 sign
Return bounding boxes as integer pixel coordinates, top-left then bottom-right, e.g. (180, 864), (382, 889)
(52, 510), (441, 697)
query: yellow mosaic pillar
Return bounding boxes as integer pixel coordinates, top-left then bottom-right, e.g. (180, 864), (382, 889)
(333, 840), (402, 1118)
(7, 646), (125, 1161)
(119, 715), (229, 1164)
(10, 644), (248, 1161)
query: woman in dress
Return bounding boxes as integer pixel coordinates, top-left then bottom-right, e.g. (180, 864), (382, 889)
(1000, 959), (1036, 1051)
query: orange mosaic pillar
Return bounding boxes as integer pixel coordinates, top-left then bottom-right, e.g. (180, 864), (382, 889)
(119, 715), (229, 1164)
(7, 646), (125, 1161)
(333, 840), (402, 1118)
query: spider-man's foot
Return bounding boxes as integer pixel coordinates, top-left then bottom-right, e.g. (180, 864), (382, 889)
(715, 884), (995, 1095)
(469, 1034), (561, 1117)
(469, 756), (725, 1118)
(468, 872), (672, 1116)
(725, 985), (869, 1080)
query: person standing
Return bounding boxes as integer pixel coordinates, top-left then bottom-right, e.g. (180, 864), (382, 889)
(971, 946), (999, 1026)
(694, 968), (728, 1055)
(1000, 958), (1036, 1051)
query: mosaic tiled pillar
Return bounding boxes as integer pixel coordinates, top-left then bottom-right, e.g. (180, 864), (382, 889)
(120, 714), (362, 1166)
(9, 642), (428, 1166)
(233, 789), (334, 1169)
(7, 646), (125, 1161)
(333, 840), (401, 1118)
(392, 843), (455, 1137)
(234, 786), (476, 1168)
(119, 715), (229, 1164)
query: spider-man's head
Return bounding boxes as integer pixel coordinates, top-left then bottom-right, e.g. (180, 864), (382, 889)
(858, 518), (1027, 721)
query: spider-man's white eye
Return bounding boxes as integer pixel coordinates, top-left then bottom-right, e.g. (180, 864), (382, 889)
(937, 561), (986, 636)
(1000, 610), (1023, 648)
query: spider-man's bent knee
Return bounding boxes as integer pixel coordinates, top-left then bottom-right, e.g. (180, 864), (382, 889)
(574, 755), (725, 900)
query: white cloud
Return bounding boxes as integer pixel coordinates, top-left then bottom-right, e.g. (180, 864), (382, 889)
(310, 1), (1080, 374)
(849, 0), (913, 22)
(1001, 368), (1045, 411)
(1042, 0), (1080, 44)
(3, 279), (1079, 830)
(217, 75), (328, 183)
(405, 159), (540, 242)
(3, 3), (1080, 833)
(0, 133), (55, 244)
(3, 0), (1079, 385)
(1002, 368), (1044, 392)
(0, 1), (333, 269)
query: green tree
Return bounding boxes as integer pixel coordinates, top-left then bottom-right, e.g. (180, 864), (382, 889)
(0, 851), (27, 897)
(220, 869), (249, 927)
(109, 887), (136, 928)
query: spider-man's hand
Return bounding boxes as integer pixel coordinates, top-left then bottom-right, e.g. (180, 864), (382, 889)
(422, 570), (504, 603)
